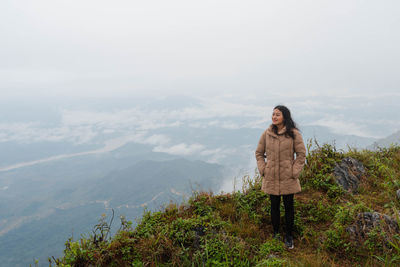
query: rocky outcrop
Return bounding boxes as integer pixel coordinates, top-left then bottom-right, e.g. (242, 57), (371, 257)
(333, 157), (365, 193)
(346, 212), (400, 246)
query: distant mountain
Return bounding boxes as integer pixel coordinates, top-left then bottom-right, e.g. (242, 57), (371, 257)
(367, 130), (400, 150)
(300, 125), (378, 150)
(0, 155), (223, 267)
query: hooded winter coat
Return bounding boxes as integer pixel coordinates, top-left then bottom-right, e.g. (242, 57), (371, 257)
(255, 125), (306, 195)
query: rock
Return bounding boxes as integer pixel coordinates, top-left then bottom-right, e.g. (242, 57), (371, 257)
(333, 157), (365, 193)
(397, 189), (400, 200)
(193, 225), (206, 249)
(346, 212), (400, 246)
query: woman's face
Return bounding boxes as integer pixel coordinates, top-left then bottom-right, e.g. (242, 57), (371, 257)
(272, 109), (284, 126)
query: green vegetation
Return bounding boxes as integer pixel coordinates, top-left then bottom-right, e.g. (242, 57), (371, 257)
(48, 142), (400, 266)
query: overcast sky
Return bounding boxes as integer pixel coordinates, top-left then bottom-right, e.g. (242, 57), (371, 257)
(1, 0), (399, 99)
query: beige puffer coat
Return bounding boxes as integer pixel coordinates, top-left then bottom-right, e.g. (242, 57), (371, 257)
(255, 125), (306, 195)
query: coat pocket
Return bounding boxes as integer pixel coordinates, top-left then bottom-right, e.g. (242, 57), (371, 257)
(263, 165), (268, 177)
(264, 163), (273, 180)
(291, 162), (295, 179)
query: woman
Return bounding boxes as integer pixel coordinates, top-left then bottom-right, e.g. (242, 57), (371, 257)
(255, 105), (306, 249)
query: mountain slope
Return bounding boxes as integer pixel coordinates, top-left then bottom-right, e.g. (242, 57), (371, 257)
(50, 143), (400, 266)
(367, 130), (400, 150)
(0, 157), (223, 267)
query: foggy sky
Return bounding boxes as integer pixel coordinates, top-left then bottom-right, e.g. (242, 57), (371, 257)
(1, 0), (399, 99)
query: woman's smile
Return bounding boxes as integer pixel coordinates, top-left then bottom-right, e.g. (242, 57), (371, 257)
(272, 109), (284, 126)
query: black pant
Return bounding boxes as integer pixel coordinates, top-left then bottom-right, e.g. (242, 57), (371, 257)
(270, 194), (294, 237)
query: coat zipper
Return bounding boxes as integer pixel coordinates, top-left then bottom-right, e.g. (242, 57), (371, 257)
(278, 136), (280, 195)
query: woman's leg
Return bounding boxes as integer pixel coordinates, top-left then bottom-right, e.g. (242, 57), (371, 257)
(269, 194), (281, 234)
(283, 194), (294, 237)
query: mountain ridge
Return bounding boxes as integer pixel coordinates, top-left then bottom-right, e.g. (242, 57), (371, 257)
(49, 142), (400, 266)
(0, 157), (224, 267)
(367, 130), (400, 150)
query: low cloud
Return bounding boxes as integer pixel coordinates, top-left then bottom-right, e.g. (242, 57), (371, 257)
(312, 116), (378, 138)
(0, 123), (98, 144)
(0, 96), (267, 145)
(153, 143), (205, 156)
(142, 134), (171, 146)
(1, 94), (398, 152)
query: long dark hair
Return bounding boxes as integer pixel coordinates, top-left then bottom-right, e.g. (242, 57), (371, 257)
(272, 105), (298, 139)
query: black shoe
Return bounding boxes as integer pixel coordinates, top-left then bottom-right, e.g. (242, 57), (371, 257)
(284, 235), (294, 249)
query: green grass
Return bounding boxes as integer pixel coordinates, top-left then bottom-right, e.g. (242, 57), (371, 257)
(47, 141), (400, 266)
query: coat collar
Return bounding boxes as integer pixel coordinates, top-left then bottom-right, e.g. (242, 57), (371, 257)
(266, 124), (286, 137)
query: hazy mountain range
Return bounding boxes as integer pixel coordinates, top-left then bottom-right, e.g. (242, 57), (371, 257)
(0, 148), (223, 266)
(0, 95), (398, 266)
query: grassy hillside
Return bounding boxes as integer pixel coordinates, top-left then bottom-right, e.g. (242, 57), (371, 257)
(47, 142), (400, 266)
